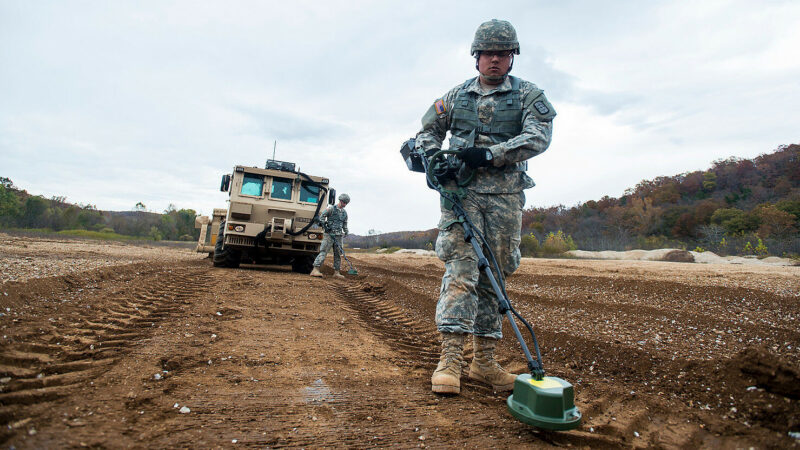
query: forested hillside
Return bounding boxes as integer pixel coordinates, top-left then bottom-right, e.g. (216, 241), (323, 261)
(349, 144), (799, 257)
(0, 177), (199, 241)
(522, 144), (799, 256)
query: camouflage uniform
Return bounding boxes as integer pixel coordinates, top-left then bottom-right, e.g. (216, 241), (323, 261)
(313, 204), (348, 270)
(416, 75), (555, 339)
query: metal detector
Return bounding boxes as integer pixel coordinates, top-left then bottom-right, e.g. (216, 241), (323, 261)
(401, 139), (581, 431)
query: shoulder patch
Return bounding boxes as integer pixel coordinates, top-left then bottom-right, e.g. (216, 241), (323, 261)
(523, 90), (556, 121)
(434, 99), (446, 115)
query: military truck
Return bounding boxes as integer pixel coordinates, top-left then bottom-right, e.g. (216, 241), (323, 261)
(194, 160), (334, 273)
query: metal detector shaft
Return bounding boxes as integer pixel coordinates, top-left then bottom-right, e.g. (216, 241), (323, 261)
(457, 218), (544, 379)
(419, 146), (545, 378)
(333, 239), (357, 272)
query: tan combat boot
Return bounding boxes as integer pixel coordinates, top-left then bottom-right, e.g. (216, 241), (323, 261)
(468, 336), (518, 392)
(333, 271), (345, 279)
(431, 332), (465, 394)
(310, 267), (323, 277)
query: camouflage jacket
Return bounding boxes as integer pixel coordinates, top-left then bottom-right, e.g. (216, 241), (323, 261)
(415, 76), (555, 193)
(319, 205), (348, 236)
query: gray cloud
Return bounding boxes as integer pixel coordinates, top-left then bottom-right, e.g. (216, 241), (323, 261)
(2, 0), (799, 234)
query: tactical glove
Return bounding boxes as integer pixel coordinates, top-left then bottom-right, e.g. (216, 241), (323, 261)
(459, 147), (493, 168)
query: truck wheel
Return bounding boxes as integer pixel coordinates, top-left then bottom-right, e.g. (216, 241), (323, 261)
(213, 220), (242, 268)
(291, 256), (314, 274)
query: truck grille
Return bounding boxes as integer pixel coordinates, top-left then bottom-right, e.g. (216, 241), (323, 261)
(292, 242), (319, 251)
(226, 235), (254, 246)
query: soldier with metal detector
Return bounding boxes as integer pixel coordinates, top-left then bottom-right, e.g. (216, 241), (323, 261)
(412, 19), (556, 395)
(310, 193), (350, 278)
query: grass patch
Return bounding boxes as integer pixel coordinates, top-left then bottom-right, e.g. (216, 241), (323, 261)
(56, 229), (140, 240)
(1, 227), (141, 241)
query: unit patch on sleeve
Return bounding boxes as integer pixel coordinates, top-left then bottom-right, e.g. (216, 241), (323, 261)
(434, 99), (447, 115)
(533, 101), (550, 115)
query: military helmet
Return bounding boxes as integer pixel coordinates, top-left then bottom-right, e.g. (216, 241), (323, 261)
(338, 193), (350, 204)
(471, 19), (520, 56)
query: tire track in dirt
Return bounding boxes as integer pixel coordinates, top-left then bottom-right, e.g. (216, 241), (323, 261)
(0, 264), (214, 444)
(331, 278), (507, 394)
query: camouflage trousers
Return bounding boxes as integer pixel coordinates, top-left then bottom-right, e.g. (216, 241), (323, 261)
(313, 233), (342, 270)
(435, 190), (525, 339)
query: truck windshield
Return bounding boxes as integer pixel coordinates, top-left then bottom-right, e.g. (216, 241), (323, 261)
(300, 182), (320, 203)
(241, 174), (264, 196)
(270, 177), (293, 200)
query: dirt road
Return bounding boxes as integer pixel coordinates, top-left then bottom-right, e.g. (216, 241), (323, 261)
(1, 235), (799, 448)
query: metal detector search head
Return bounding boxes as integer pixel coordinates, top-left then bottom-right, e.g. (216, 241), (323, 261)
(507, 374), (582, 431)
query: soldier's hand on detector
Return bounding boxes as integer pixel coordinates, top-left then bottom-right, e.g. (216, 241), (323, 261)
(459, 147), (493, 168)
(432, 164), (456, 185)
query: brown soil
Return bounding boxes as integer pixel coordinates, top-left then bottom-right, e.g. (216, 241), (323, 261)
(1, 237), (799, 448)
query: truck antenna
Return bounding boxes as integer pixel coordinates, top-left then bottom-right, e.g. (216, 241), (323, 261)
(272, 140), (277, 160)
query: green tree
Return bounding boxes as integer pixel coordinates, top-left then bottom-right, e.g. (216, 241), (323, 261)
(148, 226), (162, 241)
(77, 207), (103, 230)
(519, 233), (540, 257)
(775, 199), (800, 222)
(541, 231), (577, 255)
(755, 238), (768, 256)
(710, 208), (760, 234)
(176, 208), (198, 238)
(22, 196), (49, 228)
(0, 184), (21, 225)
(59, 205), (80, 230)
(159, 214), (178, 240)
(702, 171), (717, 192)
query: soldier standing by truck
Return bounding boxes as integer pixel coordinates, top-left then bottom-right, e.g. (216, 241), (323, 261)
(414, 19), (556, 394)
(310, 193), (350, 278)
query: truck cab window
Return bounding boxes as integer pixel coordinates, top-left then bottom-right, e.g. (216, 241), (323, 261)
(300, 182), (320, 204)
(270, 177), (293, 200)
(241, 174), (264, 196)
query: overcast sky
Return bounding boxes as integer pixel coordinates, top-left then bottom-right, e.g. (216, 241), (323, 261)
(2, 1), (798, 234)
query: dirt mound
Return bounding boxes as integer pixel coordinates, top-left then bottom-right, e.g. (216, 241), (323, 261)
(662, 249), (695, 262)
(568, 248), (798, 266)
(672, 347), (800, 432)
(735, 347), (800, 399)
(1, 262), (156, 308)
(729, 348), (800, 431)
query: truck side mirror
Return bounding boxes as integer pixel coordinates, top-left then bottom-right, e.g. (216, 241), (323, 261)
(328, 188), (336, 205)
(220, 174), (231, 192)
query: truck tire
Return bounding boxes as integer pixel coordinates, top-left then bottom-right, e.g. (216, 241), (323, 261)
(291, 255), (314, 274)
(213, 220), (242, 268)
